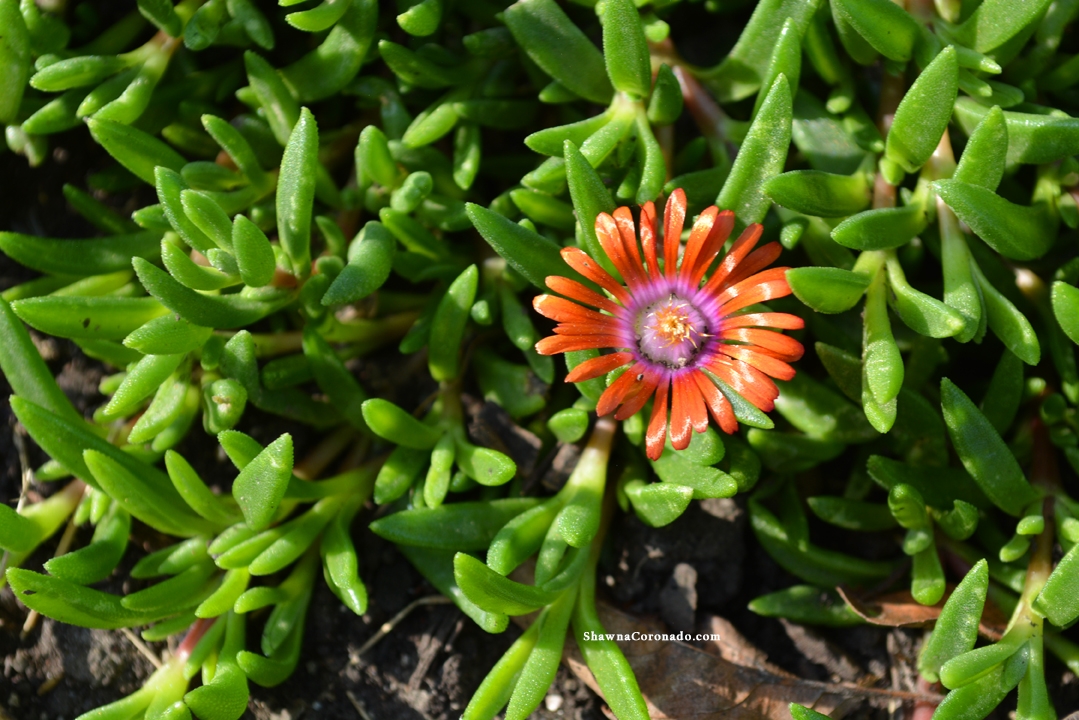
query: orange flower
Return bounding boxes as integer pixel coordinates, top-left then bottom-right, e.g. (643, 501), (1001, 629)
(534, 189), (804, 461)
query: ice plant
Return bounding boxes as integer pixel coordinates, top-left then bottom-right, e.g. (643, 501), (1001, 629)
(534, 189), (805, 460)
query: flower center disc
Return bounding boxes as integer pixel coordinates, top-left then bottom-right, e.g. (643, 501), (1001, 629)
(636, 294), (709, 369)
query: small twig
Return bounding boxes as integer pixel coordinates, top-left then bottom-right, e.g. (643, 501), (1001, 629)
(36, 671), (64, 696)
(0, 425), (35, 580)
(407, 605), (460, 692)
(12, 425), (32, 513)
(349, 595), (453, 663)
(337, 435), (370, 474)
(120, 627), (164, 670)
(826, 680), (942, 703)
(294, 425), (356, 479)
(346, 690), (375, 720)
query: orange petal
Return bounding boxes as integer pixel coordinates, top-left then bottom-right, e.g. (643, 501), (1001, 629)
(718, 328), (805, 362)
(707, 357), (779, 412)
(553, 321), (623, 336)
(546, 275), (624, 315)
(645, 379), (670, 460)
(612, 206), (648, 286)
(688, 210), (735, 287)
(702, 224), (763, 295)
(559, 248), (631, 306)
(718, 345), (796, 381)
(536, 334), (624, 355)
(692, 370), (738, 434)
(565, 351), (635, 383)
(639, 201), (661, 278)
(686, 376), (710, 433)
(679, 206), (719, 282)
(596, 213), (646, 290)
(533, 295), (614, 325)
(614, 367), (662, 420)
(596, 361), (648, 416)
(715, 267), (792, 316)
(718, 242), (782, 293)
(721, 312), (805, 330)
(663, 189), (687, 278)
(669, 374), (692, 450)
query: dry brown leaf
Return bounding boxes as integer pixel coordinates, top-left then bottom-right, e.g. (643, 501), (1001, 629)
(699, 614), (790, 677)
(561, 602), (942, 720)
(835, 586), (1008, 640)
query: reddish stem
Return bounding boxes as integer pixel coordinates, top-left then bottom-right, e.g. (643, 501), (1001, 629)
(176, 616), (218, 661)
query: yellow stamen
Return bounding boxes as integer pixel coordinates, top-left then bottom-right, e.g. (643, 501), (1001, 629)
(652, 304), (701, 348)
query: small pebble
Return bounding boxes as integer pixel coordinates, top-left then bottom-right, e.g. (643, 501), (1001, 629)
(545, 694), (564, 712)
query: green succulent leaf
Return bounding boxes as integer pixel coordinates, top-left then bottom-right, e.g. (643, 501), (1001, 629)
(600, 0), (651, 98)
(830, 205), (927, 251)
(934, 180), (1056, 261)
(504, 0), (613, 105)
(885, 46), (958, 173)
(1051, 281), (1079, 346)
(764, 170), (870, 218)
(717, 74), (793, 228)
(830, 0), (919, 62)
(786, 266), (869, 313)
(953, 105), (1007, 192)
(940, 378), (1037, 515)
(0, 230), (162, 277)
(233, 434), (293, 531)
(5, 568), (179, 629)
(951, 0), (1055, 54)
(454, 552), (560, 615)
(370, 498), (542, 550)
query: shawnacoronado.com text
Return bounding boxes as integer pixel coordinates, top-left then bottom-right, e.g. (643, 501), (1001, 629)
(580, 632), (722, 643)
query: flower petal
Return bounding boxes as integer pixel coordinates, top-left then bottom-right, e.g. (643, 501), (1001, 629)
(692, 370), (738, 434)
(596, 213), (646, 290)
(669, 373), (693, 450)
(677, 371), (709, 436)
(596, 361), (648, 416)
(639, 201), (661, 279)
(719, 242), (783, 292)
(546, 275), (624, 315)
(533, 294), (615, 325)
(614, 369), (661, 420)
(718, 328), (805, 361)
(686, 377), (710, 434)
(553, 321), (623, 336)
(718, 344), (796, 381)
(646, 379), (670, 460)
(721, 312), (805, 330)
(714, 267), (793, 316)
(680, 206), (719, 282)
(536, 334), (625, 355)
(663, 189), (687, 278)
(558, 248), (631, 306)
(688, 209), (735, 287)
(707, 356), (779, 412)
(565, 351), (634, 383)
(612, 206), (648, 285)
(701, 223), (762, 296)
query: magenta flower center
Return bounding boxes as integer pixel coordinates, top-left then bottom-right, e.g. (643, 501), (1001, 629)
(635, 293), (709, 369)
